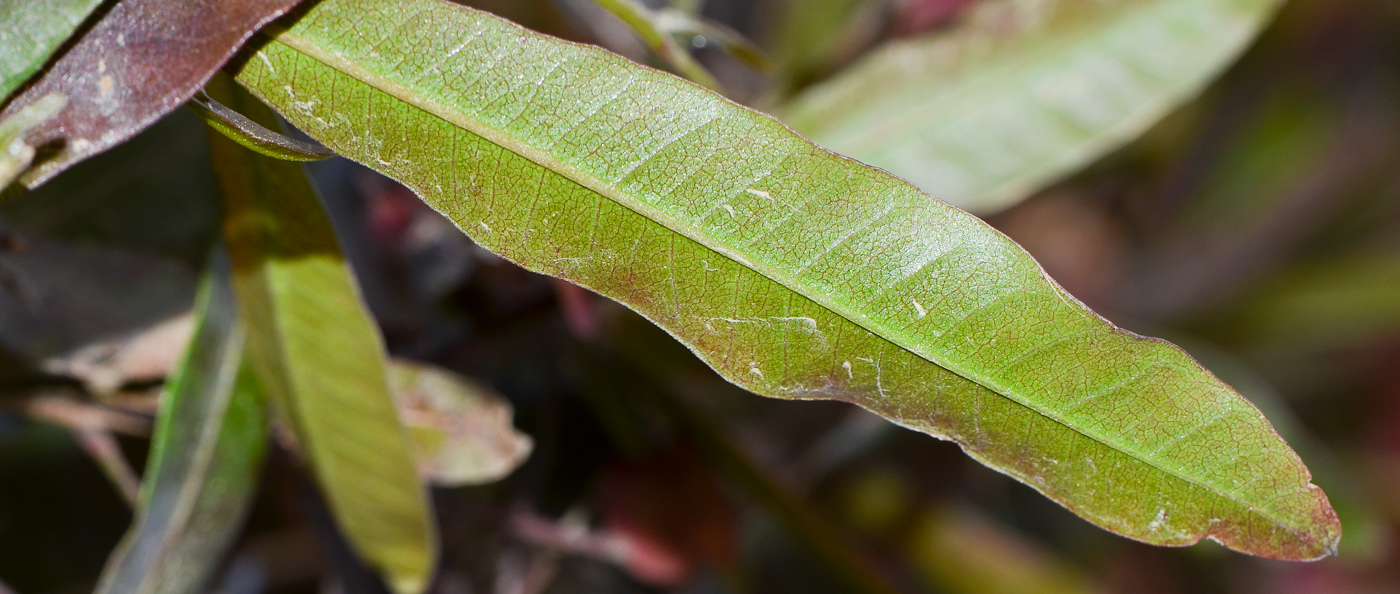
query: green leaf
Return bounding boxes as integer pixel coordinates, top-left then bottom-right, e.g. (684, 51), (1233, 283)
(390, 359), (533, 486)
(0, 93), (66, 188)
(1219, 249), (1400, 354)
(0, 0), (102, 102)
(776, 0), (1286, 214)
(95, 257), (268, 594)
(233, 0), (1339, 559)
(910, 505), (1097, 594)
(589, 0), (720, 90)
(206, 75), (436, 593)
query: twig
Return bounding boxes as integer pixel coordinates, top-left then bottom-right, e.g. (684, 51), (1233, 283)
(507, 507), (631, 567)
(73, 428), (141, 506)
(10, 393), (154, 436)
(4, 391), (152, 507)
(589, 0), (722, 90)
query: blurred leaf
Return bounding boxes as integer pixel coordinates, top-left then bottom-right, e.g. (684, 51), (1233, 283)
(206, 75), (435, 594)
(0, 93), (66, 188)
(0, 0), (308, 190)
(765, 0), (890, 99)
(389, 359), (533, 486)
(590, 0), (721, 90)
(909, 505), (1098, 594)
(95, 257), (268, 594)
(236, 0), (1338, 559)
(1221, 249), (1400, 354)
(777, 0), (1285, 214)
(0, 0), (102, 101)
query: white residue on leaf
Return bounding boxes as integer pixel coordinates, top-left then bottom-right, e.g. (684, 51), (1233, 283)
(912, 299), (927, 318)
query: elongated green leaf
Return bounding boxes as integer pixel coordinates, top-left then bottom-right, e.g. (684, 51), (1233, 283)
(206, 75), (435, 594)
(0, 0), (102, 102)
(234, 0), (1339, 559)
(589, 0), (719, 90)
(96, 257), (268, 594)
(776, 0), (1285, 214)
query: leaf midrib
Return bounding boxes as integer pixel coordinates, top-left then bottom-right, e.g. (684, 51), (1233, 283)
(260, 24), (1311, 541)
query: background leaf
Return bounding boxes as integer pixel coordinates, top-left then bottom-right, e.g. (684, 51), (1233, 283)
(207, 75), (436, 594)
(95, 256), (268, 594)
(390, 359), (533, 486)
(776, 0), (1285, 214)
(0, 0), (307, 190)
(0, 0), (103, 102)
(234, 0), (1338, 559)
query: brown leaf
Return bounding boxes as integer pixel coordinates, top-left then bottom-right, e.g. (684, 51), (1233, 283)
(0, 0), (307, 189)
(390, 359), (533, 486)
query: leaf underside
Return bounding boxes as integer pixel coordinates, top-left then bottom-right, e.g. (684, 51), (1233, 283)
(207, 75), (435, 594)
(777, 0), (1285, 214)
(235, 0), (1339, 559)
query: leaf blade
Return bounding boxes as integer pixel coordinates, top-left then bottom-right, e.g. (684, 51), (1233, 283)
(777, 0), (1285, 214)
(207, 75), (436, 594)
(235, 0), (1339, 559)
(95, 257), (268, 594)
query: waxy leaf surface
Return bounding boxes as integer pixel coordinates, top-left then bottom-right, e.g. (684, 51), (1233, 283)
(777, 0), (1284, 214)
(0, 0), (306, 189)
(235, 0), (1338, 558)
(96, 260), (268, 594)
(207, 76), (435, 594)
(0, 0), (102, 102)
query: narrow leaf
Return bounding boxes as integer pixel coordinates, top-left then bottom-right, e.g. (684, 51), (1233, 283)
(0, 0), (307, 190)
(235, 0), (1339, 559)
(390, 359), (533, 486)
(189, 90), (334, 162)
(776, 0), (1285, 214)
(0, 0), (102, 102)
(589, 0), (720, 90)
(206, 75), (436, 594)
(96, 257), (268, 594)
